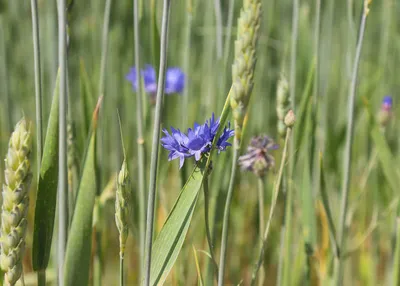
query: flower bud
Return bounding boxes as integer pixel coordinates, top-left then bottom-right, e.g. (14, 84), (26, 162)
(284, 110), (296, 128)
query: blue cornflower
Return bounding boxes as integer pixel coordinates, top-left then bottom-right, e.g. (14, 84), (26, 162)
(160, 127), (191, 169)
(126, 64), (185, 95)
(161, 114), (234, 168)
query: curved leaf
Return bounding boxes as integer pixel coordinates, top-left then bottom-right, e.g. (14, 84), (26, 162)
(63, 97), (102, 286)
(32, 71), (60, 271)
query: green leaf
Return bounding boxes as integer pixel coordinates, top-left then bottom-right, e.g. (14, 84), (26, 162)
(294, 57), (315, 159)
(63, 98), (102, 286)
(192, 246), (204, 286)
(32, 70), (60, 271)
(79, 59), (95, 137)
(149, 92), (232, 285)
(150, 160), (206, 285)
(371, 126), (400, 193)
(319, 153), (339, 258)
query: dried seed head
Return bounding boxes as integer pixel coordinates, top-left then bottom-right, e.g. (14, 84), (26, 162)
(284, 110), (296, 128)
(1, 118), (32, 285)
(115, 160), (132, 258)
(238, 135), (278, 177)
(230, 0), (262, 141)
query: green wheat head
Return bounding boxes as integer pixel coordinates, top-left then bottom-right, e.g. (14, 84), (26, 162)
(0, 118), (32, 285)
(230, 0), (262, 142)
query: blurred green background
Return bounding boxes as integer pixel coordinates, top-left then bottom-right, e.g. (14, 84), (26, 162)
(0, 0), (399, 285)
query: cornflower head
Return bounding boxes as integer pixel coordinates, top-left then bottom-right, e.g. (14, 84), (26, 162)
(1, 118), (32, 285)
(238, 135), (278, 177)
(276, 74), (291, 137)
(378, 95), (393, 127)
(161, 114), (234, 168)
(230, 0), (262, 143)
(126, 64), (185, 95)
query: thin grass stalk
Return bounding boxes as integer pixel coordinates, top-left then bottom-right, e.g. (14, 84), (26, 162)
(203, 176), (218, 280)
(182, 0), (192, 124)
(217, 140), (240, 286)
(0, 17), (12, 134)
(214, 0), (223, 60)
(143, 0), (171, 284)
(257, 177), (265, 286)
(133, 0), (146, 276)
(30, 0), (43, 172)
(120, 256), (124, 286)
(281, 171), (293, 286)
(37, 270), (45, 286)
(257, 177), (265, 237)
(223, 0), (235, 68)
(289, 0), (299, 110)
(335, 2), (371, 284)
(57, 0), (68, 282)
(251, 127), (292, 286)
(99, 0), (112, 97)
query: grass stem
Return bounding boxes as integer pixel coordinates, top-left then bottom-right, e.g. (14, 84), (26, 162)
(258, 177), (265, 237)
(143, 1), (171, 284)
(251, 128), (292, 286)
(133, 0), (146, 280)
(120, 255), (124, 286)
(57, 0), (68, 283)
(217, 139), (240, 286)
(37, 270), (46, 286)
(335, 1), (370, 284)
(30, 0), (43, 172)
(203, 176), (219, 280)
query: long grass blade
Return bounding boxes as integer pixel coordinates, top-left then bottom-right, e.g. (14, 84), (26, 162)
(32, 71), (60, 272)
(63, 97), (102, 286)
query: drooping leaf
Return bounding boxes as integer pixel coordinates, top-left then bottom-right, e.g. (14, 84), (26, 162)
(63, 97), (102, 286)
(32, 70), (60, 271)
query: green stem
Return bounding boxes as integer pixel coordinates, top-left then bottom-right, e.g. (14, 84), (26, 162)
(133, 0), (146, 281)
(37, 270), (46, 286)
(182, 1), (192, 125)
(258, 177), (265, 237)
(214, 0), (222, 59)
(251, 128), (292, 286)
(120, 255), (124, 286)
(203, 176), (219, 280)
(290, 0), (299, 110)
(57, 0), (68, 282)
(257, 177), (265, 286)
(335, 2), (370, 285)
(281, 171), (293, 286)
(143, 1), (171, 285)
(217, 139), (240, 286)
(30, 0), (43, 171)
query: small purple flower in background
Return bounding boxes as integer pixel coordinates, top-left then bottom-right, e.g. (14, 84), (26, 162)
(238, 135), (279, 177)
(165, 67), (185, 94)
(141, 65), (158, 94)
(125, 67), (138, 91)
(378, 95), (393, 127)
(126, 64), (185, 95)
(382, 96), (393, 111)
(161, 114), (234, 168)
